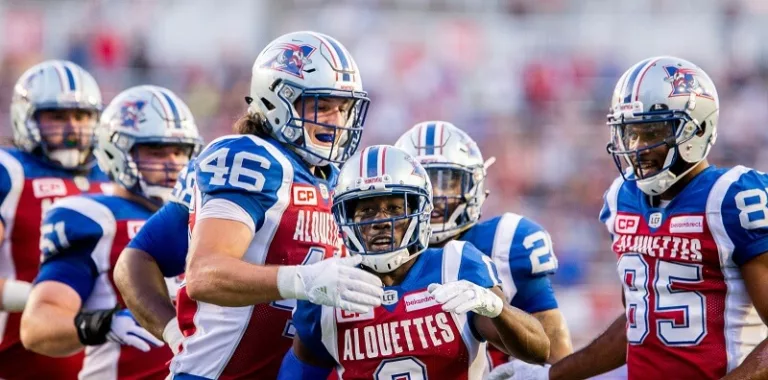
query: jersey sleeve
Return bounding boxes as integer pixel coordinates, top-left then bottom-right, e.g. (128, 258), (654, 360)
(449, 241), (501, 290)
(35, 197), (105, 302)
(170, 159), (196, 208)
(292, 300), (336, 364)
(194, 135), (292, 232)
(0, 150), (24, 226)
(127, 201), (189, 277)
(718, 168), (768, 266)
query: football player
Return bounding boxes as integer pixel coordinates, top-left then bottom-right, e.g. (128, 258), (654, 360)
(170, 31), (384, 379)
(0, 60), (109, 379)
(20, 85), (203, 379)
(114, 157), (195, 354)
(113, 120), (245, 353)
(279, 145), (551, 379)
(489, 56), (768, 380)
(395, 121), (573, 365)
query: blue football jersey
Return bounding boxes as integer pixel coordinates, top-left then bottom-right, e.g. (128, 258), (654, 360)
(597, 165), (768, 379)
(127, 159), (196, 277)
(289, 240), (501, 380)
(34, 194), (173, 379)
(461, 213), (559, 313)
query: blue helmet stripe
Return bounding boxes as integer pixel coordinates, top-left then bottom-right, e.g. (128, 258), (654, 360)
(366, 146), (379, 178)
(63, 65), (76, 91)
(622, 58), (652, 104)
(424, 123), (436, 155)
(325, 37), (351, 82)
(161, 91), (182, 129)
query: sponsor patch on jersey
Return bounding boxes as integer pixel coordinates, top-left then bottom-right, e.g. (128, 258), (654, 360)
(669, 215), (704, 233)
(293, 186), (318, 206)
(648, 212), (663, 228)
(127, 220), (145, 239)
(336, 307), (375, 323)
(32, 178), (67, 198)
(615, 214), (640, 234)
(404, 290), (438, 312)
(382, 289), (398, 305)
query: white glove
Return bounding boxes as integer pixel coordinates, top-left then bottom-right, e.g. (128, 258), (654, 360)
(107, 309), (164, 352)
(427, 280), (503, 318)
(277, 255), (384, 314)
(163, 317), (184, 355)
(486, 360), (550, 380)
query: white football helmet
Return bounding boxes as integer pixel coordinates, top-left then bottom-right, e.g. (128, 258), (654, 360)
(94, 85), (203, 205)
(10, 60), (102, 169)
(395, 121), (493, 244)
(249, 31), (369, 167)
(333, 145), (433, 273)
(607, 56), (719, 196)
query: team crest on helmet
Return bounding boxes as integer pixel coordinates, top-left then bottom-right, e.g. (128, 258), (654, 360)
(120, 100), (147, 128)
(663, 66), (714, 100)
(260, 43), (316, 79)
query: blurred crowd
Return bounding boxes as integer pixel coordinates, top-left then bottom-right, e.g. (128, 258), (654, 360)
(1, 0), (767, 352)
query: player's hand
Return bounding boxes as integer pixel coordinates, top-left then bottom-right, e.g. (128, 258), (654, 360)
(278, 255), (384, 314)
(107, 309), (164, 352)
(163, 317), (184, 355)
(486, 360), (550, 380)
(75, 307), (163, 352)
(427, 280), (503, 318)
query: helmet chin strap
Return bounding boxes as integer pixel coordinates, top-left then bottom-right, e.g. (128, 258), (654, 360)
(637, 151), (701, 196)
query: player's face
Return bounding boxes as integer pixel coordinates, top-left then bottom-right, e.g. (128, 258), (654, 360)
(619, 121), (674, 178)
(353, 195), (410, 252)
(36, 109), (96, 150)
(428, 168), (463, 224)
(296, 97), (354, 148)
(133, 144), (192, 188)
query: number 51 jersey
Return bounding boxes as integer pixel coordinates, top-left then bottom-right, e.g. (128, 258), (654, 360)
(600, 165), (768, 380)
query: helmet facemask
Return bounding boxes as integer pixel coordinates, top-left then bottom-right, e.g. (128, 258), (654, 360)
(333, 189), (431, 273)
(607, 106), (706, 196)
(33, 108), (100, 170)
(426, 164), (484, 244)
(265, 80), (370, 166)
(98, 130), (199, 206)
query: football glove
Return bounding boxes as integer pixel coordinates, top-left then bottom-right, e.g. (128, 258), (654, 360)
(487, 359), (551, 380)
(75, 306), (163, 352)
(277, 255), (384, 314)
(427, 280), (503, 318)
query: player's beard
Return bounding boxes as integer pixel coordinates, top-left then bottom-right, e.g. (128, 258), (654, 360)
(48, 149), (85, 169)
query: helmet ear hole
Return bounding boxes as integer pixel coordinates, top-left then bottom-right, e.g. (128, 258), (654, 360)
(260, 97), (275, 111)
(696, 121), (707, 137)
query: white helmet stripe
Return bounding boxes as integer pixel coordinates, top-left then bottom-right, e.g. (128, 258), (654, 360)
(631, 57), (662, 103)
(307, 31), (341, 81)
(52, 61), (69, 92)
(147, 86), (174, 128)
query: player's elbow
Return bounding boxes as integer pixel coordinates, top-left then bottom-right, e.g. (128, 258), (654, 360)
(520, 331), (551, 365)
(20, 307), (61, 356)
(185, 255), (217, 302)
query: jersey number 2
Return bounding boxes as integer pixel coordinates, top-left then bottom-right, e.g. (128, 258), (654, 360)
(618, 254), (706, 346)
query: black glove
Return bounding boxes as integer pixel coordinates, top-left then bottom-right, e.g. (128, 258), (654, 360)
(74, 305), (119, 346)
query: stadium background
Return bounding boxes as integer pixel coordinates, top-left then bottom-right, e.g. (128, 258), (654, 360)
(1, 0), (767, 378)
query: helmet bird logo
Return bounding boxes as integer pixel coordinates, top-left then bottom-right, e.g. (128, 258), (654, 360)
(663, 66), (714, 100)
(260, 43), (317, 79)
(119, 100), (147, 129)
